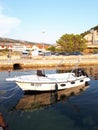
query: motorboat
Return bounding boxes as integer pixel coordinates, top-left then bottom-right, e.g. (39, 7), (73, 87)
(6, 68), (90, 92)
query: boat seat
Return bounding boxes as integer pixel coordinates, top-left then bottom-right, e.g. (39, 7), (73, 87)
(36, 70), (47, 77)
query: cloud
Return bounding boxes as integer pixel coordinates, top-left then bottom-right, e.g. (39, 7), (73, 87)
(0, 6), (21, 36)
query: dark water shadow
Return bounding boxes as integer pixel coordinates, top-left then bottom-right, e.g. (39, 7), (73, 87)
(15, 85), (89, 111)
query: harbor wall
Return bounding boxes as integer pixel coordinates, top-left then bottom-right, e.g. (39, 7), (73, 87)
(0, 55), (98, 70)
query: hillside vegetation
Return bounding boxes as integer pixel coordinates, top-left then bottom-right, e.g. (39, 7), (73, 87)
(0, 37), (38, 45)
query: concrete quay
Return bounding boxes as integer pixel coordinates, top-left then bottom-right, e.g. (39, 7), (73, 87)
(0, 55), (98, 70)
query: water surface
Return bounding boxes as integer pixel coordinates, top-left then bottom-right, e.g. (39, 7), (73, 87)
(0, 67), (98, 130)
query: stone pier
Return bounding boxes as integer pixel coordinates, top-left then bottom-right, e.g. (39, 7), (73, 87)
(0, 55), (98, 70)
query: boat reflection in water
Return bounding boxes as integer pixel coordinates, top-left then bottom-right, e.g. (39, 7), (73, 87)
(16, 85), (89, 111)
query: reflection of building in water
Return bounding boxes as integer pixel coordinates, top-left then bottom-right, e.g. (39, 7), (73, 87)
(16, 85), (89, 110)
(84, 66), (98, 80)
(66, 66), (98, 80)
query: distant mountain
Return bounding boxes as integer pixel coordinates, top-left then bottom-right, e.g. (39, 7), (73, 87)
(0, 37), (39, 45)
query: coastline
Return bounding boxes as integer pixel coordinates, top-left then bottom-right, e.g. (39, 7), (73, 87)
(0, 54), (98, 70)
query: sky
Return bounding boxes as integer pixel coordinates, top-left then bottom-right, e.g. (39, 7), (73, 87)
(0, 0), (98, 44)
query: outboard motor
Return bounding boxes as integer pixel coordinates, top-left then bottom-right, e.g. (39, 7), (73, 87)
(81, 69), (88, 77)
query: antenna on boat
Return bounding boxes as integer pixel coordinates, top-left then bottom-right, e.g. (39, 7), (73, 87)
(56, 58), (65, 68)
(66, 58), (80, 80)
(75, 58), (80, 69)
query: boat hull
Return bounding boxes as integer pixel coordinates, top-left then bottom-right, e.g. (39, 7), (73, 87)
(6, 71), (90, 92)
(15, 77), (90, 91)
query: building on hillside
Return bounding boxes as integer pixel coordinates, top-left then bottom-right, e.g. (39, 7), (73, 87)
(12, 43), (26, 51)
(0, 43), (12, 50)
(84, 30), (98, 53)
(84, 30), (98, 45)
(0, 40), (51, 56)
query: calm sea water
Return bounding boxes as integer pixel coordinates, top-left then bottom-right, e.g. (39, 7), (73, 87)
(0, 67), (98, 130)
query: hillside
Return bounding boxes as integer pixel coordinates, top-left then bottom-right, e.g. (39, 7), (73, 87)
(81, 25), (98, 36)
(0, 37), (39, 45)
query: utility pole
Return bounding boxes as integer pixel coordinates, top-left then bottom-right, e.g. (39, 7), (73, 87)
(42, 31), (45, 50)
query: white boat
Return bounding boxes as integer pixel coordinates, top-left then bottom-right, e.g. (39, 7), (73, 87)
(6, 69), (90, 92)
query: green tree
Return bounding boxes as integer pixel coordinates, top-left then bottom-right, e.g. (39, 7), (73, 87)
(47, 45), (56, 52)
(56, 34), (87, 53)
